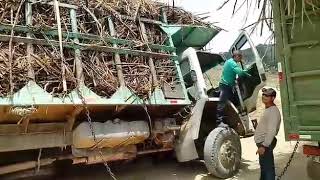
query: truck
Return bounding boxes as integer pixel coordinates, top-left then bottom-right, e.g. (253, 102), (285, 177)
(0, 0), (266, 179)
(272, 0), (320, 178)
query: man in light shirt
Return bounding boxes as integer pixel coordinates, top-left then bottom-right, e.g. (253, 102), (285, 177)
(254, 88), (281, 180)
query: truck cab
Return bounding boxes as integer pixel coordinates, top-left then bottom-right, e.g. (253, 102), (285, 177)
(174, 30), (266, 178)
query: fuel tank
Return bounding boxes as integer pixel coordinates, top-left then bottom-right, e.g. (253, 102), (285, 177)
(73, 119), (150, 149)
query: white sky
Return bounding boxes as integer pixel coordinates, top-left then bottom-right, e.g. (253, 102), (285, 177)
(159, 0), (272, 53)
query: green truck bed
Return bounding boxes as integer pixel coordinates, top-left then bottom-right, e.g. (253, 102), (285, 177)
(273, 0), (320, 141)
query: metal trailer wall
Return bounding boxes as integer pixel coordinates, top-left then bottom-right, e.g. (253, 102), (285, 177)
(273, 0), (320, 141)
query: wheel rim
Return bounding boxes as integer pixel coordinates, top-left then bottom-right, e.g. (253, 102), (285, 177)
(218, 140), (238, 169)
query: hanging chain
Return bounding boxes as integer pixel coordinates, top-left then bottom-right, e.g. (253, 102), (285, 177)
(276, 141), (300, 180)
(76, 89), (117, 180)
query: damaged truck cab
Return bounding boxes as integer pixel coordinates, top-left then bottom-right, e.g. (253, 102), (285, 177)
(174, 30), (266, 178)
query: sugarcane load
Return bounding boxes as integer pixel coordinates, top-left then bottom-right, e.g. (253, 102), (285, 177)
(0, 0), (210, 98)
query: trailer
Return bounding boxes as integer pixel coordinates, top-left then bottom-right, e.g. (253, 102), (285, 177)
(0, 0), (266, 178)
(272, 0), (320, 179)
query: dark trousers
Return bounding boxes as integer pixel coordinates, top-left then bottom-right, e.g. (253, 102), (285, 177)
(257, 138), (277, 180)
(216, 83), (234, 124)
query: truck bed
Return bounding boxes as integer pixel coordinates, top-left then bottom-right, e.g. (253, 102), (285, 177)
(273, 0), (320, 141)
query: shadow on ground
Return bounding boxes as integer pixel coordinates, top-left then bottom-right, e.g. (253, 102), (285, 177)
(3, 148), (314, 180)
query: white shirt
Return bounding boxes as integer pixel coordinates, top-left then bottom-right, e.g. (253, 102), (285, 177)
(254, 105), (281, 147)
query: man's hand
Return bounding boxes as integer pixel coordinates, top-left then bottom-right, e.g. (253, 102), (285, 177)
(244, 70), (252, 78)
(256, 147), (266, 156)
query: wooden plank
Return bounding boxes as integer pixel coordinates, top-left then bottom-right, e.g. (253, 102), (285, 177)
(0, 123), (66, 135)
(0, 132), (72, 152)
(25, 1), (35, 80)
(288, 41), (319, 48)
(290, 69), (320, 78)
(53, 0), (67, 92)
(108, 17), (126, 87)
(120, 15), (163, 25)
(0, 24), (176, 52)
(29, 0), (78, 9)
(0, 158), (55, 175)
(293, 100), (320, 106)
(70, 9), (84, 83)
(80, 43), (174, 58)
(0, 34), (175, 58)
(139, 21), (158, 87)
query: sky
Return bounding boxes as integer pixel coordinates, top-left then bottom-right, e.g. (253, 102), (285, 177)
(159, 0), (273, 53)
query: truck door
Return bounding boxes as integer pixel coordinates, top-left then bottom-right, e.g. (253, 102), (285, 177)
(229, 31), (266, 113)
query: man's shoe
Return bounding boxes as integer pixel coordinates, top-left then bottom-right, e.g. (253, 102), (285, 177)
(218, 122), (229, 128)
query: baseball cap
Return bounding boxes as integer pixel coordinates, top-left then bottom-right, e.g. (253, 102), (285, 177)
(262, 88), (277, 97)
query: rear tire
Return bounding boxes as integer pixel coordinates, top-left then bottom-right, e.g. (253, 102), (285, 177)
(204, 127), (241, 178)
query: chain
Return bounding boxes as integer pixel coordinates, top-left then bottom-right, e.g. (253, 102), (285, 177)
(76, 89), (117, 180)
(99, 151), (117, 180)
(276, 141), (300, 180)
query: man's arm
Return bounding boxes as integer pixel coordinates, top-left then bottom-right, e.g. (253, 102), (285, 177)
(262, 110), (281, 147)
(231, 62), (251, 77)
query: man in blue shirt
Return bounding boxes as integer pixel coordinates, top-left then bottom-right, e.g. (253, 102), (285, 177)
(217, 50), (251, 127)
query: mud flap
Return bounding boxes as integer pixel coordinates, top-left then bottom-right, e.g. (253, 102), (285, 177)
(175, 97), (207, 162)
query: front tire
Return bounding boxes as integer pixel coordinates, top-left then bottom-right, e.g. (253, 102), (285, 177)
(204, 127), (241, 178)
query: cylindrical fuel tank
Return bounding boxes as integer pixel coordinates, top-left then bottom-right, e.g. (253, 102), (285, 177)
(73, 119), (150, 149)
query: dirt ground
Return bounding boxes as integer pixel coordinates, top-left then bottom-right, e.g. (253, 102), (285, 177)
(6, 74), (318, 180)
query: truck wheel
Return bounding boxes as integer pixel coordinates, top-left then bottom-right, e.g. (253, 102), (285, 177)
(307, 158), (320, 180)
(204, 127), (241, 178)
